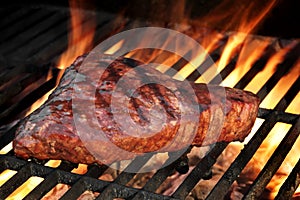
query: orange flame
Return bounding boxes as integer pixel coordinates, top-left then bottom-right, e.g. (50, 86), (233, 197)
(58, 0), (95, 69)
(232, 52), (299, 199)
(1, 0), (298, 198)
(245, 41), (298, 94)
(222, 37), (272, 87)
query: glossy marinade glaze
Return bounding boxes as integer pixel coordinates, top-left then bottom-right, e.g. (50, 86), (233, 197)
(13, 55), (260, 165)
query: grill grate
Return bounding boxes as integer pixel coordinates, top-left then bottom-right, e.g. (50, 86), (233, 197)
(0, 4), (300, 200)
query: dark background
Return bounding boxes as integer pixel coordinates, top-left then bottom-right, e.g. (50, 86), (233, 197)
(1, 0), (299, 39)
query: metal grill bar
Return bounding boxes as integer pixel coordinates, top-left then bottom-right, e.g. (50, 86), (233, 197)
(0, 8), (41, 40)
(234, 44), (277, 89)
(96, 154), (154, 198)
(23, 171), (63, 200)
(275, 158), (300, 200)
(172, 142), (228, 199)
(206, 70), (299, 199)
(186, 52), (221, 82)
(164, 50), (193, 77)
(0, 163), (52, 199)
(2, 12), (65, 56)
(258, 108), (298, 124)
(0, 7), (20, 21)
(6, 13), (69, 59)
(0, 4), (299, 200)
(205, 114), (279, 199)
(0, 9), (55, 47)
(275, 77), (300, 111)
(256, 47), (300, 100)
(0, 67), (60, 125)
(243, 118), (300, 199)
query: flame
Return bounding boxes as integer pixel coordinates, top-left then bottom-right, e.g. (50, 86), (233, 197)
(235, 53), (299, 198)
(0, 0), (96, 199)
(104, 39), (125, 55)
(245, 41), (298, 94)
(221, 37), (272, 87)
(216, 0), (276, 70)
(71, 164), (88, 174)
(188, 0), (276, 83)
(260, 59), (300, 109)
(5, 177), (44, 200)
(0, 170), (17, 187)
(0, 0), (297, 198)
(57, 0), (95, 69)
(0, 142), (12, 154)
(44, 160), (62, 168)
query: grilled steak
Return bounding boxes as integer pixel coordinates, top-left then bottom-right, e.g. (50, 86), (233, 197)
(13, 55), (260, 165)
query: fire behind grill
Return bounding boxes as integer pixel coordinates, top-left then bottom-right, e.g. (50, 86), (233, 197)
(0, 4), (300, 200)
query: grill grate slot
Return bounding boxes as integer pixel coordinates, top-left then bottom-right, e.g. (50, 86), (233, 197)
(0, 7), (40, 38)
(172, 142), (228, 199)
(275, 158), (300, 200)
(243, 118), (300, 199)
(206, 78), (300, 199)
(0, 8), (54, 45)
(206, 114), (279, 199)
(23, 171), (64, 200)
(234, 44), (276, 89)
(256, 43), (300, 100)
(5, 12), (69, 59)
(0, 4), (299, 200)
(0, 163), (52, 199)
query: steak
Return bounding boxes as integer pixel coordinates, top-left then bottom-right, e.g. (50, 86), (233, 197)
(13, 55), (260, 165)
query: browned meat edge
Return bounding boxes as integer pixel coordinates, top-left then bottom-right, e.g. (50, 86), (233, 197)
(13, 55), (260, 165)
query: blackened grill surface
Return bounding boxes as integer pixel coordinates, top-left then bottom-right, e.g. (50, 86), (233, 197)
(0, 4), (300, 200)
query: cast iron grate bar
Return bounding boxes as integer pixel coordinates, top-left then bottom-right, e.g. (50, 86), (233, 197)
(0, 67), (61, 125)
(0, 7), (20, 22)
(234, 44), (276, 89)
(275, 158), (300, 200)
(4, 11), (69, 58)
(206, 114), (279, 199)
(0, 162), (53, 199)
(129, 149), (194, 199)
(96, 153), (154, 199)
(96, 183), (176, 200)
(0, 65), (51, 111)
(258, 108), (298, 124)
(0, 123), (18, 150)
(274, 76), (300, 111)
(0, 8), (55, 45)
(24, 169), (109, 200)
(85, 164), (110, 178)
(164, 50), (193, 77)
(23, 171), (63, 200)
(60, 178), (98, 200)
(186, 52), (220, 82)
(28, 12), (115, 68)
(0, 156), (26, 173)
(209, 55), (238, 85)
(243, 118), (300, 199)
(2, 11), (64, 56)
(134, 150), (191, 195)
(206, 80), (299, 200)
(0, 8), (40, 38)
(256, 42), (300, 100)
(172, 142), (228, 199)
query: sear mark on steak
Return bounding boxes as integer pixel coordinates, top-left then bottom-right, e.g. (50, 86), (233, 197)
(13, 55), (260, 165)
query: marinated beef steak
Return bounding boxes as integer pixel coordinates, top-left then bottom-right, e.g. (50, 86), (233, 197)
(13, 55), (260, 165)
